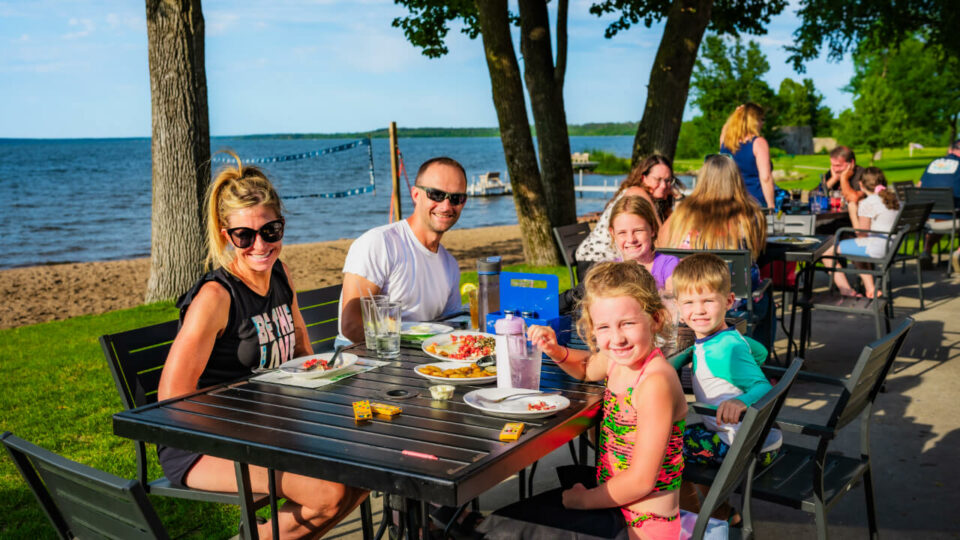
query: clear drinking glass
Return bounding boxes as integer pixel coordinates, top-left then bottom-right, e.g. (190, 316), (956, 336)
(360, 295), (388, 350)
(772, 215), (786, 235)
(467, 289), (480, 330)
(373, 301), (401, 358)
(509, 341), (542, 390)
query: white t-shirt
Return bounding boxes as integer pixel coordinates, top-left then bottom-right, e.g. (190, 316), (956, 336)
(339, 220), (461, 338)
(857, 193), (900, 257)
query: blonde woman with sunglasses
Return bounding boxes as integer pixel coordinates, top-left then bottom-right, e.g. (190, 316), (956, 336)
(157, 153), (368, 539)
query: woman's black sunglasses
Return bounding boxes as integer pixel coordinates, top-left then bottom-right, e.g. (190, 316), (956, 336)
(226, 218), (285, 248)
(416, 185), (468, 206)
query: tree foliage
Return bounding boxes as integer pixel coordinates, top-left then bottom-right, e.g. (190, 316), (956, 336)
(589, 0), (785, 39)
(777, 78), (832, 136)
(787, 0), (960, 72)
(835, 37), (960, 152)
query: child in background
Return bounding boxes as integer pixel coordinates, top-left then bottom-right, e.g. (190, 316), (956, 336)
(530, 262), (688, 539)
(820, 167), (901, 298)
(670, 253), (778, 525)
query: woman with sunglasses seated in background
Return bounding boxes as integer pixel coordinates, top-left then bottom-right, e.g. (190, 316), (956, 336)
(157, 153), (368, 539)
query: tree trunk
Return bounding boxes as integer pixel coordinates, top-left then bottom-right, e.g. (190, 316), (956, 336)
(518, 0), (576, 229)
(144, 0), (210, 302)
(632, 0), (714, 164)
(475, 0), (558, 266)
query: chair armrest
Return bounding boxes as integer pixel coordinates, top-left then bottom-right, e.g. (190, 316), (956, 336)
(752, 278), (772, 300)
(669, 347), (693, 370)
(774, 417), (836, 439)
(761, 365), (846, 386)
(689, 402), (718, 416)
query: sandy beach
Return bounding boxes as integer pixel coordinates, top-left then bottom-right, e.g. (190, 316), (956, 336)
(0, 224), (526, 330)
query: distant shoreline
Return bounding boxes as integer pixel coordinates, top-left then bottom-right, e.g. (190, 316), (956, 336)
(0, 124), (639, 142)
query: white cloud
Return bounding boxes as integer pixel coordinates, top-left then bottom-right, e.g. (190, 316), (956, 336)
(62, 18), (95, 40)
(105, 12), (143, 33)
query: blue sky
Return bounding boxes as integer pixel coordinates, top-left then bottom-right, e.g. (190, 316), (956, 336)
(0, 0), (854, 139)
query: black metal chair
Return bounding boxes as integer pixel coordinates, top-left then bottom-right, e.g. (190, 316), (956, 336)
(889, 201), (935, 309)
(750, 317), (914, 539)
(2, 431), (170, 540)
(552, 222), (591, 287)
(904, 186), (959, 274)
(809, 223), (911, 341)
(891, 180), (914, 202)
(297, 283), (343, 352)
(657, 248), (773, 352)
(682, 357), (803, 540)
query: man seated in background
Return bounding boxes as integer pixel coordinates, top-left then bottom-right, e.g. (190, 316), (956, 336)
(338, 157), (467, 343)
(918, 139), (960, 271)
(822, 145), (864, 227)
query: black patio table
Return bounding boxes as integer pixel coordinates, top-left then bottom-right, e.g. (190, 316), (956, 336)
(761, 234), (835, 361)
(112, 341), (604, 540)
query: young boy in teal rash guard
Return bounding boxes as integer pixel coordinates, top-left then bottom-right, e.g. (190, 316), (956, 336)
(670, 253), (779, 524)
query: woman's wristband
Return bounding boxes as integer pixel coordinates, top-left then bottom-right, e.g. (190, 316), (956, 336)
(554, 346), (570, 364)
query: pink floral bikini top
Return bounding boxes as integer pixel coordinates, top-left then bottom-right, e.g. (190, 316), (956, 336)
(596, 348), (685, 491)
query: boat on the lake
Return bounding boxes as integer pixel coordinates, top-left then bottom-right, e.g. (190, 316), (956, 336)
(467, 171), (512, 197)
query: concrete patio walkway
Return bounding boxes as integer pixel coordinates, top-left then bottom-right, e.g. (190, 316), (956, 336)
(327, 263), (960, 539)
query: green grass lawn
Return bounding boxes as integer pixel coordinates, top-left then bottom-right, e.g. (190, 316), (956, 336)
(674, 145), (948, 191)
(0, 264), (569, 539)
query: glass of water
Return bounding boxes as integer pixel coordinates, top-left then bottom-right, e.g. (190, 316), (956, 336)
(359, 295), (388, 351)
(373, 301), (401, 359)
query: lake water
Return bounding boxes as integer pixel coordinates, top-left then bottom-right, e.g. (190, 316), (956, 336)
(0, 136), (634, 269)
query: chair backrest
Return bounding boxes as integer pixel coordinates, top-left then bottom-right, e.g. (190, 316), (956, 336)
(297, 284), (343, 352)
(552, 223), (591, 286)
(830, 317), (913, 432)
(894, 201), (934, 236)
(100, 320), (179, 410)
(694, 358), (804, 539)
(657, 248), (753, 300)
(903, 186), (955, 215)
(2, 432), (169, 540)
(891, 180), (914, 202)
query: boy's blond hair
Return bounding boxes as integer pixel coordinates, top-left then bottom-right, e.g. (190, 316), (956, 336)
(671, 253), (732, 299)
(576, 261), (668, 352)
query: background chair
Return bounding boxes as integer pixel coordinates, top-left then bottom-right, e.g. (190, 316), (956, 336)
(891, 180), (914, 202)
(808, 225), (910, 341)
(904, 186), (959, 274)
(683, 357), (803, 540)
(552, 222), (591, 287)
(658, 248), (773, 352)
(751, 317), (914, 540)
(2, 431), (170, 540)
(889, 201), (934, 309)
(297, 283), (343, 352)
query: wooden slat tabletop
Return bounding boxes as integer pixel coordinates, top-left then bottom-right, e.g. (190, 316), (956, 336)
(113, 342), (603, 506)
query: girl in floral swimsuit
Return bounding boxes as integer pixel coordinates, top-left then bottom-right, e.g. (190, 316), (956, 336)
(530, 262), (688, 539)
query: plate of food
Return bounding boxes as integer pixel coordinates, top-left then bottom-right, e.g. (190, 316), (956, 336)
(767, 235), (819, 246)
(401, 322), (454, 343)
(279, 352), (359, 379)
(421, 331), (496, 362)
(462, 388), (570, 419)
(414, 361), (497, 385)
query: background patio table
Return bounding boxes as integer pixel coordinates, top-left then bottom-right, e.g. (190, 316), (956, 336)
(112, 341), (604, 539)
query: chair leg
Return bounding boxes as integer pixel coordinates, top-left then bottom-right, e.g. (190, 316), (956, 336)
(863, 467), (879, 540)
(814, 497), (829, 540)
(360, 497), (374, 540)
(915, 259), (925, 310)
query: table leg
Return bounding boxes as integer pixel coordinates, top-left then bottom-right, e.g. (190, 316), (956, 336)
(234, 462), (259, 540)
(268, 468), (279, 540)
(799, 260), (816, 358)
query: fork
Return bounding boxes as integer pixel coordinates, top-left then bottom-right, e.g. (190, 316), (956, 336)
(477, 391), (561, 403)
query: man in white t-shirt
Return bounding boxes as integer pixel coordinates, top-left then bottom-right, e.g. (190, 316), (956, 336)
(339, 157), (467, 342)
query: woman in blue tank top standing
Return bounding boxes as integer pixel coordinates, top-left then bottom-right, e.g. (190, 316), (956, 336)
(719, 103), (775, 209)
(156, 153), (368, 539)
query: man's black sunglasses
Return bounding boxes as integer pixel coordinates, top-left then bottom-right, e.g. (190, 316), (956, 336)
(226, 218), (285, 248)
(416, 185), (468, 206)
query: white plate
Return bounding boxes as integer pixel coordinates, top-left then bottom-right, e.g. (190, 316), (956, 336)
(767, 235), (819, 246)
(401, 322), (454, 338)
(421, 331), (496, 363)
(414, 361), (497, 386)
(279, 352), (359, 379)
(463, 388), (570, 419)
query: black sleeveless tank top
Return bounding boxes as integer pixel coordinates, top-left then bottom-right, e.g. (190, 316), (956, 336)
(176, 259), (297, 388)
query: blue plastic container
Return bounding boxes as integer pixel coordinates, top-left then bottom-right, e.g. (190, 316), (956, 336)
(484, 271), (571, 345)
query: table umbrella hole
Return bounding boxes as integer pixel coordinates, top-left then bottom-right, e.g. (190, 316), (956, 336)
(383, 388), (417, 400)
